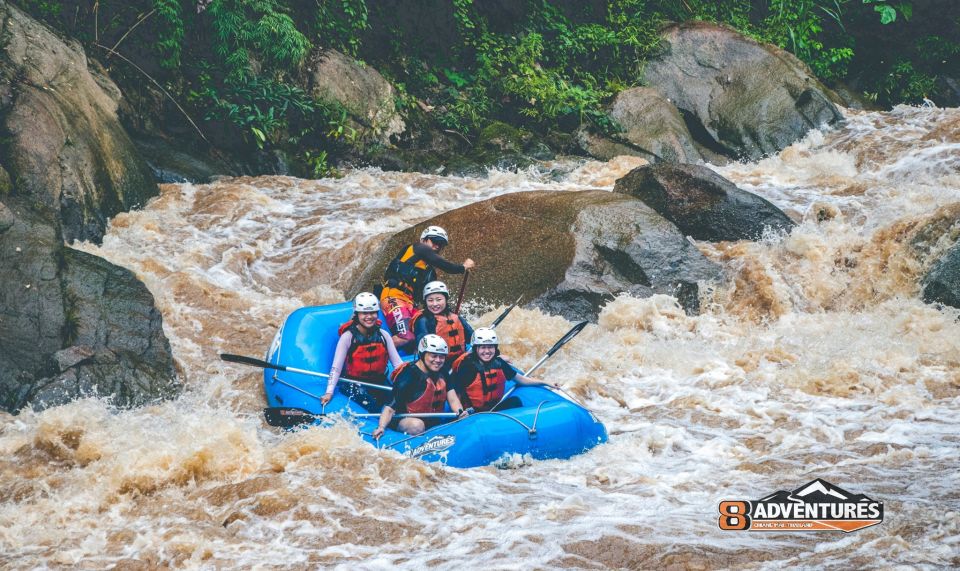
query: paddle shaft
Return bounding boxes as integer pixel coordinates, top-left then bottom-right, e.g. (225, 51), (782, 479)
(454, 270), (469, 314)
(220, 353), (391, 391)
(263, 406), (456, 428)
(490, 294), (523, 328)
(354, 412), (458, 419)
(494, 320), (588, 408)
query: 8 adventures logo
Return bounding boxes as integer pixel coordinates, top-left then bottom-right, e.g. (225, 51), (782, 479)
(408, 435), (456, 458)
(719, 479), (883, 533)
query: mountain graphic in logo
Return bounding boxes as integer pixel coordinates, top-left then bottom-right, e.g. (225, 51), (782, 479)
(720, 479), (883, 533)
(758, 479), (876, 505)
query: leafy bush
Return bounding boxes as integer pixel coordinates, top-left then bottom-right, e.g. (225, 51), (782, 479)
(9, 0), (958, 173)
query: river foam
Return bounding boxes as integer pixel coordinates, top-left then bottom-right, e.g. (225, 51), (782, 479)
(3, 106), (959, 569)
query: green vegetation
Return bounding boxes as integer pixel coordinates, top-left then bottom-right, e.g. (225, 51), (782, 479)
(10, 0), (959, 175)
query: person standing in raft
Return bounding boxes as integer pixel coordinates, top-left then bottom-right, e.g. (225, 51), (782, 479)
(412, 281), (474, 366)
(449, 328), (558, 412)
(380, 226), (475, 351)
(372, 334), (468, 439)
(321, 292), (404, 412)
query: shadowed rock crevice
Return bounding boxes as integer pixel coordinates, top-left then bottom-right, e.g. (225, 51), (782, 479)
(595, 244), (653, 287)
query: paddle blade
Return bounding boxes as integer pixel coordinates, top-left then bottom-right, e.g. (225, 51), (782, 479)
(263, 407), (322, 428)
(547, 320), (588, 356)
(221, 353), (286, 371)
(490, 294), (523, 328)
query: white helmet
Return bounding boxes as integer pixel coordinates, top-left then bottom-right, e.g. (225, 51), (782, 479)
(420, 225), (449, 245)
(353, 292), (380, 313)
(422, 280), (449, 301)
(471, 327), (499, 346)
(418, 334), (449, 356)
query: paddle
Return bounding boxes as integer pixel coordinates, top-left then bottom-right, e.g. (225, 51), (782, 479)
(263, 406), (458, 428)
(264, 406), (324, 428)
(454, 269), (470, 314)
(220, 353), (392, 392)
(494, 320), (589, 408)
(351, 412), (460, 419)
(490, 295), (523, 328)
(525, 320), (588, 377)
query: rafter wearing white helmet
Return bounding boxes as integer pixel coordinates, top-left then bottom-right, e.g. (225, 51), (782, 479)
(470, 327), (499, 346)
(420, 225), (449, 246)
(422, 280), (450, 301)
(353, 292), (380, 313)
(417, 333), (449, 356)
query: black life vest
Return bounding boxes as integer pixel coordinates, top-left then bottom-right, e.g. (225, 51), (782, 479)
(382, 245), (436, 300)
(338, 320), (389, 384)
(391, 362), (447, 414)
(452, 353), (507, 412)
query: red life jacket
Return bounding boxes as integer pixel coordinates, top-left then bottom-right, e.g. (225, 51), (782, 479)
(415, 311), (467, 359)
(452, 353), (507, 411)
(338, 319), (389, 383)
(433, 313), (467, 359)
(391, 362), (447, 414)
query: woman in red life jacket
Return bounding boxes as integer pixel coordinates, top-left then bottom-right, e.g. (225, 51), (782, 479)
(372, 334), (468, 439)
(449, 327), (558, 412)
(379, 226), (475, 351)
(412, 280), (474, 365)
(322, 292), (404, 412)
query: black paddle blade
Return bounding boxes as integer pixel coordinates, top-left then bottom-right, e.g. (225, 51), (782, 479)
(263, 407), (323, 428)
(221, 353), (286, 371)
(491, 295), (523, 328)
(547, 321), (589, 356)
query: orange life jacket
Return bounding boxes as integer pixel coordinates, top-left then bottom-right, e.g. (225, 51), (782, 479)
(415, 311), (467, 359)
(338, 319), (389, 383)
(382, 245), (435, 300)
(452, 353), (507, 411)
(391, 362), (447, 414)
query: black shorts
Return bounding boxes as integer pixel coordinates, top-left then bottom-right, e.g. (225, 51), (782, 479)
(489, 396), (522, 412)
(342, 384), (390, 413)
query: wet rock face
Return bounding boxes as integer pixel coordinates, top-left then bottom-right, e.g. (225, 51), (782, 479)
(614, 163), (796, 242)
(0, 205), (178, 413)
(0, 2), (179, 413)
(578, 87), (702, 164)
(348, 190), (723, 321)
(643, 22), (843, 161)
(0, 1), (157, 244)
(923, 243), (960, 309)
(301, 48), (405, 146)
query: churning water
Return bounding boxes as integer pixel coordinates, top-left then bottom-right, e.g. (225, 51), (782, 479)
(2, 106), (959, 569)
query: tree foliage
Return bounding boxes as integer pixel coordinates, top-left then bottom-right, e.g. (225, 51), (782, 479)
(9, 0), (959, 174)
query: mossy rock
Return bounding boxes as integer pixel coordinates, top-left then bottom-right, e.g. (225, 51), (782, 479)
(478, 121), (534, 154)
(0, 165), (11, 195)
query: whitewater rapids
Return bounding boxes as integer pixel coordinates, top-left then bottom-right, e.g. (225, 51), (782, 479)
(2, 105), (959, 569)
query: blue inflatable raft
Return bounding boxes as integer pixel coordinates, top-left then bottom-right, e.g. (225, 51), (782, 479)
(263, 302), (607, 468)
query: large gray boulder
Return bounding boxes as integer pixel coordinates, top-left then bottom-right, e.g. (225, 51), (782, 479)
(614, 163), (795, 241)
(0, 2), (178, 412)
(923, 243), (960, 309)
(348, 190), (723, 321)
(578, 87), (702, 164)
(301, 48), (405, 146)
(643, 22), (843, 161)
